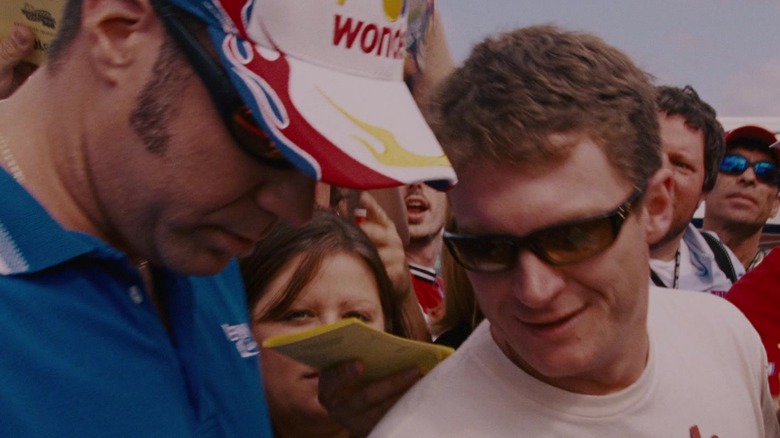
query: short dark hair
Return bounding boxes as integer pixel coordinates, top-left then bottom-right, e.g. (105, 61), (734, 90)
(427, 25), (660, 189)
(656, 85), (725, 192)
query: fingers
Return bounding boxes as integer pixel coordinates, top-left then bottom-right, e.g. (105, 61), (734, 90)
(353, 194), (411, 295)
(318, 360), (363, 408)
(358, 191), (393, 227)
(0, 25), (36, 99)
(354, 192), (401, 251)
(0, 25), (34, 70)
(319, 360), (421, 437)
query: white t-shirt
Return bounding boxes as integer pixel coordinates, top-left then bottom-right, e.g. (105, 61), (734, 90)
(369, 287), (779, 437)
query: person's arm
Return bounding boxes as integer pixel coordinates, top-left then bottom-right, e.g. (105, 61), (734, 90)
(352, 190), (430, 342)
(0, 25), (36, 99)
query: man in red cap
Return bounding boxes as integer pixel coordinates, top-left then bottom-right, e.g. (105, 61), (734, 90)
(707, 125), (780, 406)
(703, 125), (780, 271)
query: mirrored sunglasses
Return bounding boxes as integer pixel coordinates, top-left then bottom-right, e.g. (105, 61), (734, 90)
(443, 187), (644, 273)
(719, 153), (779, 186)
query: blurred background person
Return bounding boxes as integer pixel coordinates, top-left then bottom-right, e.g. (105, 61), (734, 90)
(649, 85), (743, 294)
(703, 125), (780, 271)
(403, 182), (449, 327)
(727, 247), (780, 409)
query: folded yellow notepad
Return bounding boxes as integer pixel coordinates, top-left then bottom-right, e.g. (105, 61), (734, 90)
(0, 0), (66, 65)
(262, 318), (454, 383)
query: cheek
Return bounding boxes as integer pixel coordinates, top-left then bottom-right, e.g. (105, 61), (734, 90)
(252, 321), (282, 348)
(255, 173), (316, 227)
(675, 184), (700, 207)
(260, 349), (304, 391)
(369, 315), (386, 333)
(602, 225), (648, 294)
(763, 190), (780, 209)
(259, 350), (285, 396)
(467, 273), (510, 316)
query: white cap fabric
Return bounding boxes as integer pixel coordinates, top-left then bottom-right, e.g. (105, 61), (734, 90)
(166, 0), (456, 190)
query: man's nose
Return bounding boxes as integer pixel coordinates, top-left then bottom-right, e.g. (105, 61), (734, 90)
(510, 250), (567, 309)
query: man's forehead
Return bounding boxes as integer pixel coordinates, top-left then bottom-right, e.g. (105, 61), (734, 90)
(448, 147), (632, 235)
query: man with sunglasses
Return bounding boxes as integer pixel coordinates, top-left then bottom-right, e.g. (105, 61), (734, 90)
(703, 125), (780, 271)
(369, 25), (779, 437)
(704, 126), (780, 409)
(0, 0), (456, 437)
(649, 85), (744, 296)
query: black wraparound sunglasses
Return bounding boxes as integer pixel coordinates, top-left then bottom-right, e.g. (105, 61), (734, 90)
(444, 187), (645, 273)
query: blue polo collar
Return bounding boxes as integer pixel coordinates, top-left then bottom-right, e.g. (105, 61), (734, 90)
(0, 168), (115, 275)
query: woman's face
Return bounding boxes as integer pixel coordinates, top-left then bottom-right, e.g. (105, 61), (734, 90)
(252, 251), (386, 435)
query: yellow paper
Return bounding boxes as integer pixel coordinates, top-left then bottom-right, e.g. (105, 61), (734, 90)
(0, 0), (66, 65)
(263, 318), (454, 383)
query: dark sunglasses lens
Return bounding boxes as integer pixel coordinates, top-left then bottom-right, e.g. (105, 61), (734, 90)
(535, 217), (617, 264)
(446, 236), (515, 272)
(230, 107), (293, 169)
(720, 154), (748, 175)
(752, 162), (779, 184)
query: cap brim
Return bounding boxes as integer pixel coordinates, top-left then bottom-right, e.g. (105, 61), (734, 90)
(218, 38), (456, 191)
(726, 125), (778, 147)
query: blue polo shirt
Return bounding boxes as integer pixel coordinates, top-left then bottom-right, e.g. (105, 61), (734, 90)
(0, 168), (273, 437)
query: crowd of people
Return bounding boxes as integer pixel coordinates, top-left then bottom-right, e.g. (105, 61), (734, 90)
(2, 0), (780, 437)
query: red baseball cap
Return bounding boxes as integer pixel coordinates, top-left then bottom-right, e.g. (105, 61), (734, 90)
(725, 125), (777, 148)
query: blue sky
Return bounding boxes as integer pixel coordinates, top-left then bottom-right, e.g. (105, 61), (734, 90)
(437, 0), (780, 117)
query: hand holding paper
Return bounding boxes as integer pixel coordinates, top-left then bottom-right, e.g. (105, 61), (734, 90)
(262, 318), (453, 383)
(0, 0), (65, 65)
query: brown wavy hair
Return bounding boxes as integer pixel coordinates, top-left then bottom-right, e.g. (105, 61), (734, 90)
(427, 24), (661, 189)
(240, 211), (409, 338)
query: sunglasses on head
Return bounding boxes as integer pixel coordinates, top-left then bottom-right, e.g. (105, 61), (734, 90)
(151, 0), (293, 169)
(719, 153), (779, 186)
(443, 187), (645, 273)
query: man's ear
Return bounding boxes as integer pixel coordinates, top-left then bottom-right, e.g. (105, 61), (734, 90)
(82, 0), (159, 83)
(644, 167), (673, 246)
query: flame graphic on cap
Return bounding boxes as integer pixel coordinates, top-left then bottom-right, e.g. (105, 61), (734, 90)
(337, 0), (406, 22)
(320, 89), (450, 168)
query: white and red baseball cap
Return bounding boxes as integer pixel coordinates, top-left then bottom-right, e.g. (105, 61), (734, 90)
(164, 0), (456, 190)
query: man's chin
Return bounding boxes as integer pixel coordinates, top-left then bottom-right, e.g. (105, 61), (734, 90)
(649, 222), (689, 251)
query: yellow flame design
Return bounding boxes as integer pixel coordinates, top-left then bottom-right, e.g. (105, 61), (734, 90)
(320, 89), (451, 168)
(337, 0), (405, 22)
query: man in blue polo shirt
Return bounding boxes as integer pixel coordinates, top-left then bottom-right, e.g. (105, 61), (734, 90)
(0, 0), (455, 436)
